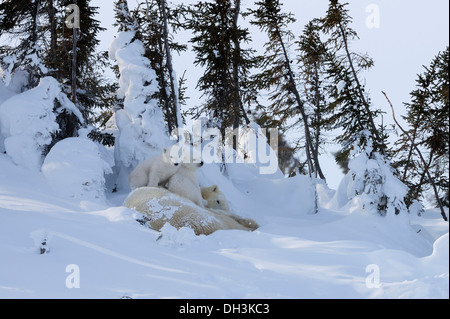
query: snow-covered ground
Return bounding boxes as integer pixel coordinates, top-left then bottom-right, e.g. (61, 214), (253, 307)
(0, 150), (448, 299)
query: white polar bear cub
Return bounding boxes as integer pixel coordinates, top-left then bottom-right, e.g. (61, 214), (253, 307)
(167, 162), (205, 208)
(129, 148), (180, 190)
(201, 185), (230, 211)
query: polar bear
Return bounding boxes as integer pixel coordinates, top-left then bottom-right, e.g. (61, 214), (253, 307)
(201, 185), (230, 211)
(201, 185), (258, 231)
(167, 162), (205, 208)
(129, 148), (180, 190)
(124, 187), (257, 236)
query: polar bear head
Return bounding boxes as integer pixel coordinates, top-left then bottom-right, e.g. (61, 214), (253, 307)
(162, 147), (181, 167)
(201, 185), (230, 211)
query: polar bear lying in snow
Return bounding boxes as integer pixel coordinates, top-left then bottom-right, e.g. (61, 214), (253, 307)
(124, 187), (258, 236)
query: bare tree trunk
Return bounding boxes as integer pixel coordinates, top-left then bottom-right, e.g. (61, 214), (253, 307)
(159, 0), (182, 130)
(232, 0), (250, 129)
(48, 0), (57, 72)
(71, 0), (78, 104)
(29, 0), (42, 88)
(383, 91), (448, 222)
(402, 114), (422, 181)
(273, 24), (325, 180)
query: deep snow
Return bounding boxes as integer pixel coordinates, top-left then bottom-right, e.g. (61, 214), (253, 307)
(0, 151), (448, 299)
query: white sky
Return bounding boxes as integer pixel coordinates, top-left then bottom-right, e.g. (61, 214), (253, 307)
(91, 0), (450, 188)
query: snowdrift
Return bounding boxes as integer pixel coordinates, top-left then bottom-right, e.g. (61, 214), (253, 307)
(0, 152), (448, 299)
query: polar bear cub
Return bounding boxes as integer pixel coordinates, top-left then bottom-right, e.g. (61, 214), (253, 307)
(167, 162), (205, 208)
(201, 185), (258, 231)
(129, 148), (180, 190)
(201, 185), (230, 211)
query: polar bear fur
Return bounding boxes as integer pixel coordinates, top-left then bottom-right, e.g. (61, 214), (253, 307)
(167, 162), (205, 208)
(200, 185), (258, 230)
(129, 148), (180, 190)
(124, 187), (258, 236)
(201, 185), (230, 211)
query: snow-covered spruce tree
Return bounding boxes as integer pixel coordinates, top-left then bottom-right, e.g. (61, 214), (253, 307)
(110, 0), (170, 190)
(393, 47), (449, 213)
(246, 0), (325, 180)
(50, 1), (115, 142)
(321, 0), (408, 218)
(0, 0), (87, 167)
(0, 0), (48, 88)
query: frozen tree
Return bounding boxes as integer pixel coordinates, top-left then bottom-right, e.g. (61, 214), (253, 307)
(0, 0), (48, 88)
(0, 77), (83, 171)
(110, 0), (171, 190)
(321, 1), (408, 218)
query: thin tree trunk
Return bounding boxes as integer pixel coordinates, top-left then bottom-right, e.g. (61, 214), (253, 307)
(48, 0), (57, 73)
(383, 91), (448, 222)
(338, 21), (384, 155)
(71, 0), (78, 104)
(274, 23), (325, 180)
(159, 0), (181, 130)
(29, 0), (41, 87)
(402, 113), (422, 181)
(232, 0), (250, 129)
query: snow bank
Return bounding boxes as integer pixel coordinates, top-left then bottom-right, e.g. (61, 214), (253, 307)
(0, 77), (83, 171)
(0, 151), (448, 299)
(42, 137), (113, 203)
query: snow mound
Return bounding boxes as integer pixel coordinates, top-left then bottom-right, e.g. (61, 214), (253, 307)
(42, 137), (113, 203)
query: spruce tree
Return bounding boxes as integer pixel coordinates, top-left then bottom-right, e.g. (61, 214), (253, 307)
(110, 0), (170, 187)
(296, 20), (331, 178)
(247, 0), (325, 179)
(321, 0), (385, 156)
(321, 0), (407, 217)
(54, 1), (106, 120)
(41, 0), (116, 148)
(183, 0), (258, 135)
(394, 47), (449, 211)
(0, 0), (47, 88)
(136, 0), (186, 133)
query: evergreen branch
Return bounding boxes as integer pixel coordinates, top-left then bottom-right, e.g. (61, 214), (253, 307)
(383, 91), (448, 221)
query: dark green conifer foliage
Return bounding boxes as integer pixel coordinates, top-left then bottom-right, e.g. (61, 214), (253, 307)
(182, 0), (258, 134)
(0, 0), (46, 88)
(247, 0), (325, 179)
(394, 47), (449, 209)
(320, 0), (385, 157)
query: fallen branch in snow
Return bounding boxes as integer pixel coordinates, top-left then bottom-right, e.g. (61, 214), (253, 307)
(382, 91), (448, 222)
